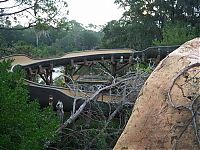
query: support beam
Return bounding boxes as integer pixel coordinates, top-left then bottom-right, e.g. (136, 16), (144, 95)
(44, 69), (51, 85)
(129, 55), (134, 64)
(111, 63), (117, 77)
(111, 56), (117, 77)
(38, 65), (45, 74)
(49, 64), (54, 85)
(98, 62), (111, 74)
(155, 54), (161, 65)
(111, 55), (116, 64)
(64, 66), (69, 83)
(141, 53), (146, 62)
(73, 65), (84, 76)
(71, 59), (75, 68)
(38, 65), (51, 85)
(39, 74), (47, 84)
(116, 62), (130, 74)
(84, 58), (88, 66)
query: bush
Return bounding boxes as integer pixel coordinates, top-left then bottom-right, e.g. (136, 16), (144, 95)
(0, 60), (59, 149)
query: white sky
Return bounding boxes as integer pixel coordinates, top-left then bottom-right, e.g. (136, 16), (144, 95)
(67, 0), (124, 26)
(1, 0), (124, 27)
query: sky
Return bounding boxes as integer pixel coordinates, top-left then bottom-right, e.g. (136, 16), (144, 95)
(67, 0), (124, 26)
(1, 0), (124, 27)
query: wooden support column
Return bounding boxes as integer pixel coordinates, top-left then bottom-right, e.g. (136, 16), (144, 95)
(84, 58), (88, 66)
(38, 65), (50, 85)
(155, 48), (161, 65)
(116, 62), (129, 74)
(49, 64), (54, 85)
(71, 59), (75, 68)
(141, 52), (146, 62)
(26, 67), (38, 81)
(70, 59), (76, 80)
(45, 69), (50, 85)
(111, 55), (117, 77)
(155, 54), (161, 65)
(129, 55), (133, 65)
(27, 67), (33, 80)
(64, 65), (68, 83)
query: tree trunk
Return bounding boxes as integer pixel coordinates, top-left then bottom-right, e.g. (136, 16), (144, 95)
(114, 38), (200, 149)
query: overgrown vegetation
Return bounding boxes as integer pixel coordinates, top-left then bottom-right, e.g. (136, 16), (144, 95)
(0, 60), (59, 149)
(52, 108), (132, 149)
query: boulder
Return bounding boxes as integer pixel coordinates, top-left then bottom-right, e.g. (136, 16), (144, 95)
(114, 38), (200, 149)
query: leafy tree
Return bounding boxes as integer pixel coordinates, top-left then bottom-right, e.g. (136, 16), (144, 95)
(101, 20), (127, 49)
(154, 21), (197, 45)
(0, 19), (103, 58)
(114, 0), (200, 28)
(0, 60), (59, 149)
(101, 19), (159, 50)
(0, 0), (68, 30)
(100, 0), (200, 50)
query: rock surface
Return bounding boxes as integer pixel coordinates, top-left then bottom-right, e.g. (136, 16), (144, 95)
(114, 38), (200, 149)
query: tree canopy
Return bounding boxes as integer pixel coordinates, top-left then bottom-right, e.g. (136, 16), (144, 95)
(101, 0), (200, 50)
(0, 0), (68, 30)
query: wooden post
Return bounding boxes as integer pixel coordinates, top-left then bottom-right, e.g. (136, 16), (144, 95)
(38, 65), (50, 85)
(111, 56), (117, 77)
(129, 55), (133, 65)
(64, 65), (68, 83)
(49, 64), (54, 85)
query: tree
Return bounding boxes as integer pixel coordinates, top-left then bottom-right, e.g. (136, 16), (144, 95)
(0, 0), (68, 30)
(154, 21), (197, 45)
(101, 20), (127, 49)
(100, 0), (200, 50)
(0, 60), (59, 149)
(114, 0), (200, 28)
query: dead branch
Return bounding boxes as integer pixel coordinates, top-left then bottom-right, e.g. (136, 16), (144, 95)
(56, 76), (137, 132)
(168, 62), (200, 108)
(0, 0), (8, 3)
(0, 6), (33, 17)
(167, 62), (200, 146)
(84, 88), (128, 149)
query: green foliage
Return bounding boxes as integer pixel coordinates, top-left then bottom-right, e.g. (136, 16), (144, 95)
(0, 60), (59, 149)
(101, 0), (200, 50)
(0, 20), (103, 58)
(54, 76), (65, 87)
(136, 63), (153, 73)
(154, 21), (197, 45)
(101, 20), (127, 49)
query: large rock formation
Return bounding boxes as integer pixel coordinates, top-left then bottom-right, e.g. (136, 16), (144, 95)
(114, 38), (200, 149)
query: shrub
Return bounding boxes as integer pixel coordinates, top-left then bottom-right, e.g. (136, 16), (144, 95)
(0, 60), (59, 149)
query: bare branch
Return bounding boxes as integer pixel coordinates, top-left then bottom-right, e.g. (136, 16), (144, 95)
(168, 62), (200, 108)
(0, 6), (33, 17)
(0, 2), (22, 9)
(56, 76), (136, 132)
(0, 22), (35, 30)
(0, 0), (8, 3)
(167, 62), (200, 147)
